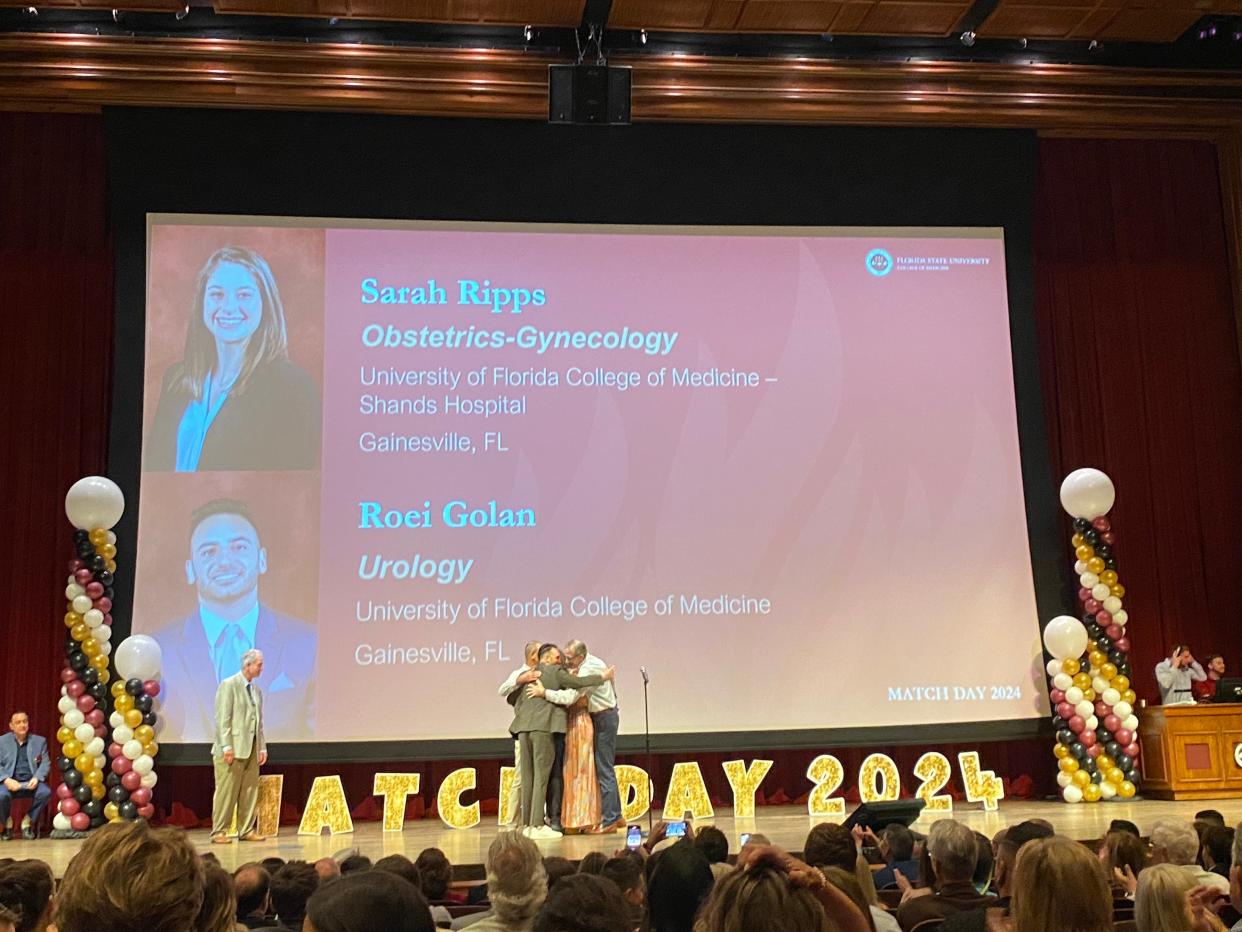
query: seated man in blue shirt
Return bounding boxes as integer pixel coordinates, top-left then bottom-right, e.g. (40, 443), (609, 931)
(866, 823), (921, 890)
(0, 711), (51, 840)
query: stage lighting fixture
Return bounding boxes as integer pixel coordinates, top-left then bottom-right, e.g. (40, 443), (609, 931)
(23, 5), (37, 14)
(111, 8), (120, 22)
(1088, 39), (1100, 51)
(1017, 37), (1028, 49)
(524, 24), (533, 41)
(640, 29), (648, 44)
(328, 16), (339, 25)
(175, 3), (189, 19)
(959, 30), (976, 47)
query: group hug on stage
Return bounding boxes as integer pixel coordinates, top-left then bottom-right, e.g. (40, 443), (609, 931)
(499, 640), (619, 839)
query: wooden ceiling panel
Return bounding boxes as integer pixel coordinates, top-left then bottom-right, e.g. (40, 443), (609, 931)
(977, 5), (1100, 38)
(983, 1), (1242, 41)
(852, 1), (971, 36)
(608, 0), (720, 30)
(614, 0), (969, 34)
(209, 0), (584, 25)
(0, 0), (185, 8)
(1092, 7), (1203, 40)
(734, 1), (845, 32)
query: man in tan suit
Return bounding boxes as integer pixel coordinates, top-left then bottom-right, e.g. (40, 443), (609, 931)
(211, 648), (267, 844)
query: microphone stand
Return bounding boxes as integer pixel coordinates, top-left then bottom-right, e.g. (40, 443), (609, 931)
(641, 667), (653, 832)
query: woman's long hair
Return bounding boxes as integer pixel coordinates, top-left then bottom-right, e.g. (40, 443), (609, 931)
(1009, 836), (1112, 932)
(175, 245), (289, 400)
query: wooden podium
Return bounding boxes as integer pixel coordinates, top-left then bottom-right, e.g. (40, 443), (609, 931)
(1138, 704), (1242, 799)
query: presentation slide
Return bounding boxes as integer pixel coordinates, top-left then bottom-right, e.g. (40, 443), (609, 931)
(131, 216), (1046, 743)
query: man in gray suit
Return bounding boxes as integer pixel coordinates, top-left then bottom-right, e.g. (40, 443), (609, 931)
(0, 712), (50, 840)
(509, 643), (613, 839)
(211, 649), (267, 844)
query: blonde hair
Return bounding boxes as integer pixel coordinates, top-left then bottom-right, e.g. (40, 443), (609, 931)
(1135, 863), (1197, 932)
(56, 821), (205, 932)
(1009, 836), (1112, 932)
(695, 860), (833, 932)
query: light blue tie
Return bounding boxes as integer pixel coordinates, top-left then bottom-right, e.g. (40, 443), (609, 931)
(214, 624), (245, 684)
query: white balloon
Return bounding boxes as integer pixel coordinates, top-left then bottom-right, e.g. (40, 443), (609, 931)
(1092, 677), (1109, 693)
(1103, 596), (1122, 614)
(1043, 616), (1088, 661)
(84, 609), (104, 628)
(53, 812), (71, 831)
(1057, 771), (1073, 788)
(1114, 610), (1129, 626)
(1074, 560), (1088, 575)
(109, 712), (124, 729)
(132, 754), (154, 776)
(1123, 715), (1139, 731)
(113, 725), (134, 744)
(58, 696), (76, 714)
(1086, 715), (1099, 730)
(63, 709), (84, 729)
(1053, 673), (1073, 691)
(114, 635), (163, 681)
(74, 723), (95, 743)
(106, 530), (117, 545)
(123, 740), (144, 761)
(1113, 701), (1133, 719)
(1065, 686), (1084, 705)
(1060, 468), (1116, 520)
(1045, 659), (1063, 677)
(1102, 688), (1121, 706)
(85, 737), (104, 756)
(1100, 781), (1117, 799)
(61, 685), (69, 697)
(1080, 573), (1100, 589)
(1062, 785), (1084, 803)
(1092, 584), (1111, 601)
(1075, 700), (1095, 718)
(97, 624), (112, 642)
(65, 584), (84, 600)
(65, 475), (125, 530)
(100, 641), (111, 656)
(94, 755), (106, 772)
(140, 770), (158, 789)
(72, 594), (92, 614)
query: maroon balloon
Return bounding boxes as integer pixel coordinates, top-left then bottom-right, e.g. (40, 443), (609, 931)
(94, 725), (106, 739)
(69, 558), (85, 572)
(137, 804), (155, 820)
(1125, 742), (1141, 758)
(74, 568), (93, 585)
(75, 695), (96, 713)
(1106, 624), (1122, 640)
(1087, 744), (1102, 758)
(1056, 702), (1074, 720)
(143, 680), (161, 698)
(130, 787), (152, 807)
(1092, 517), (1111, 532)
(1104, 714), (1121, 732)
(1117, 637), (1131, 652)
(111, 755), (132, 775)
(108, 742), (123, 759)
(60, 667), (77, 684)
(1077, 587), (1091, 603)
(121, 770), (142, 791)
(1084, 599), (1101, 614)
(1115, 728), (1133, 746)
(85, 709), (104, 727)
(103, 613), (112, 627)
(60, 797), (81, 816)
(56, 782), (73, 800)
(1080, 731), (1097, 747)
(66, 680), (86, 698)
(1095, 701), (1110, 717)
(70, 812), (91, 832)
(93, 596), (112, 613)
(85, 581), (104, 599)
(1049, 689), (1066, 704)
(1101, 531), (1116, 545)
(1096, 610), (1113, 627)
(1068, 715), (1085, 733)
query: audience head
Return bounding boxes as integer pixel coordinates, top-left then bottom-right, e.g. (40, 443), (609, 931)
(314, 858), (341, 882)
(880, 824), (915, 863)
(1099, 830), (1147, 892)
(338, 853), (371, 875)
(1110, 819), (1142, 838)
(1196, 809), (1226, 827)
(56, 821), (205, 932)
(414, 848), (452, 900)
(1009, 836), (1112, 932)
(601, 855), (646, 910)
(271, 860), (320, 927)
(819, 866), (874, 928)
(694, 826), (730, 866)
(0, 906), (17, 932)
(926, 819), (978, 885)
(972, 831), (994, 891)
(0, 860), (54, 932)
(802, 822), (856, 873)
(696, 849), (834, 932)
(524, 640), (541, 666)
(233, 863), (271, 919)
(647, 839), (715, 932)
(1202, 824), (1234, 870)
(1230, 822), (1242, 911)
(741, 833), (771, 848)
(261, 857), (286, 875)
(578, 851), (609, 875)
(543, 856), (577, 893)
(196, 863), (239, 932)
(1150, 821), (1201, 867)
(486, 831), (548, 924)
(304, 870), (434, 932)
(1135, 862), (1199, 932)
(373, 854), (420, 887)
(533, 873), (632, 932)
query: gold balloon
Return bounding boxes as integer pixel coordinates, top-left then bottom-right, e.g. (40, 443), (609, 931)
(1107, 767), (1125, 785)
(57, 725), (74, 744)
(101, 543), (117, 560)
(1111, 584), (1125, 598)
(70, 622), (89, 642)
(111, 680), (128, 698)
(1083, 688), (1096, 701)
(1122, 689), (1136, 704)
(1083, 783), (1102, 802)
(1072, 672), (1092, 690)
(1087, 557), (1106, 574)
(124, 709), (143, 729)
(1089, 651), (1107, 669)
(62, 739), (83, 759)
(1072, 769), (1091, 787)
(1101, 663), (1118, 680)
(1119, 780), (1137, 798)
(1058, 757), (1079, 774)
(98, 669), (110, 685)
(1097, 755), (1114, 771)
(1100, 570), (1118, 585)
(134, 725), (155, 745)
(64, 611), (82, 628)
(143, 741), (159, 758)
(1072, 533), (1084, 548)
(81, 637), (100, 658)
(1113, 675), (1131, 692)
(115, 694), (134, 713)
(89, 528), (108, 546)
(105, 559), (117, 573)
(90, 654), (109, 671)
(1075, 544), (1094, 561)
(90, 782), (106, 800)
(104, 801), (120, 821)
(75, 753), (94, 773)
(1062, 658), (1081, 676)
(1054, 743), (1070, 759)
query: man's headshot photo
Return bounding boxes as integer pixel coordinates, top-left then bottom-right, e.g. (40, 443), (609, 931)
(152, 497), (316, 741)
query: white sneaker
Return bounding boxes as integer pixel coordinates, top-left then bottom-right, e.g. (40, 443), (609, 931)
(535, 825), (563, 839)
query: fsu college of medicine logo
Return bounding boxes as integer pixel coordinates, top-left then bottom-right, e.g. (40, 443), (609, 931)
(866, 248), (894, 277)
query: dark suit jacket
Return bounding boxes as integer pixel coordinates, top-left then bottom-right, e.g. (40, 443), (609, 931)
(145, 358), (321, 472)
(509, 664), (604, 736)
(896, 883), (997, 932)
(152, 604), (316, 743)
(0, 733), (49, 782)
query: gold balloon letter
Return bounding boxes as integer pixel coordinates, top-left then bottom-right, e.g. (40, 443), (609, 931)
(958, 751), (1004, 811)
(615, 764), (652, 822)
(721, 759), (773, 819)
(807, 754), (845, 818)
(498, 766), (518, 826)
(913, 752), (953, 813)
(373, 773), (422, 832)
(298, 775), (354, 835)
(661, 761), (714, 821)
(858, 753), (900, 803)
(230, 774), (284, 837)
(438, 767), (481, 830)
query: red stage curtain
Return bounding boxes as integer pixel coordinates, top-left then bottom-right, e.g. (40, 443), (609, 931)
(0, 113), (114, 747)
(1034, 138), (1242, 700)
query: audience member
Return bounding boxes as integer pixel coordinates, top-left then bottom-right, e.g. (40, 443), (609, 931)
(823, 864), (897, 931)
(374, 854), (421, 887)
(699, 845), (871, 932)
(267, 861), (320, 932)
(1135, 863), (1215, 932)
(871, 825), (919, 891)
(940, 820), (1054, 932)
(417, 848), (463, 903)
(895, 820), (995, 932)
(1005, 835), (1113, 932)
(0, 859), (54, 932)
(1198, 811), (1227, 827)
(303, 870), (435, 932)
(1225, 823), (1242, 932)
(1100, 830), (1149, 899)
(971, 832), (994, 894)
(313, 859), (340, 883)
(1112, 819), (1143, 838)
(55, 821), (205, 932)
(262, 858), (286, 881)
(693, 826), (731, 881)
(468, 831), (548, 932)
(646, 839), (714, 932)
(803, 822), (893, 931)
(532, 874), (631, 932)
(578, 852), (609, 875)
(1151, 821), (1230, 894)
(543, 857), (577, 893)
(198, 863), (244, 932)
(600, 856), (646, 931)
(0, 905), (17, 932)
(234, 864), (273, 929)
(337, 854), (371, 875)
(1204, 826), (1235, 879)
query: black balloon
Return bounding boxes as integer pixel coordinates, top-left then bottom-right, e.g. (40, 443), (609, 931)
(1105, 741), (1122, 756)
(1071, 742), (1085, 757)
(1119, 756), (1134, 773)
(98, 570), (114, 585)
(1074, 518), (1090, 532)
(135, 694), (153, 713)
(83, 799), (103, 818)
(89, 815), (105, 829)
(126, 678), (144, 697)
(73, 785), (92, 803)
(1057, 729), (1073, 745)
(108, 785), (129, 804)
(119, 801), (138, 821)
(74, 529), (89, 544)
(141, 711), (157, 728)
(106, 772), (121, 788)
(76, 542), (94, 559)
(89, 555), (105, 572)
(64, 636), (77, 654)
(82, 666), (99, 685)
(89, 683), (107, 701)
(1083, 529), (1100, 545)
(1105, 558), (1118, 570)
(103, 585), (115, 600)
(69, 651), (88, 672)
(63, 769), (83, 788)
(58, 755), (74, 774)
(1092, 770), (1104, 784)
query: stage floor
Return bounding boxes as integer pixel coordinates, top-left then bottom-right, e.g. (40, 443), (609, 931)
(5, 798), (1237, 877)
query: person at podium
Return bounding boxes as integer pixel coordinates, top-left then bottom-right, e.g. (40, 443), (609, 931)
(1192, 653), (1226, 702)
(1154, 644), (1206, 704)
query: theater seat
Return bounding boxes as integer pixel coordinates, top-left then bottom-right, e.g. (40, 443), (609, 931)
(1114, 920), (1138, 932)
(910, 920), (944, 932)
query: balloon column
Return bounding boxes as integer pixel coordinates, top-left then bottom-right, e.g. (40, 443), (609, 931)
(52, 477), (125, 836)
(1045, 468), (1141, 804)
(107, 635), (164, 823)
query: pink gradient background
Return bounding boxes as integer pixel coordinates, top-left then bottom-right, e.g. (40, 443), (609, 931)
(136, 220), (1047, 743)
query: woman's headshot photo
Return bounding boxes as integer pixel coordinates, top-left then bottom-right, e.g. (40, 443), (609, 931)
(144, 241), (322, 472)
